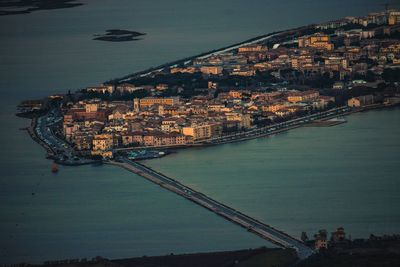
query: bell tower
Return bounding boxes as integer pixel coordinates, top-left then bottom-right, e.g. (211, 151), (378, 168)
(134, 98), (140, 113)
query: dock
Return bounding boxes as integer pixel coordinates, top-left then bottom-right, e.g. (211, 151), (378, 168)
(305, 117), (347, 127)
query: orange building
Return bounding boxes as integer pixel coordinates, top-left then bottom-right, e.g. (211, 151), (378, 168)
(238, 44), (268, 53)
(298, 34), (334, 51)
(200, 66), (223, 75)
(389, 11), (400, 25)
(287, 90), (319, 103)
(139, 97), (180, 108)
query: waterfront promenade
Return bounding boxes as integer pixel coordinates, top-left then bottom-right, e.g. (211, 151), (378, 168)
(29, 107), (99, 166)
(114, 106), (352, 152)
(109, 158), (315, 260)
(199, 107), (351, 145)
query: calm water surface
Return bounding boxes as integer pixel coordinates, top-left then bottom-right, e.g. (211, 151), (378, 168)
(145, 108), (400, 239)
(0, 0), (398, 264)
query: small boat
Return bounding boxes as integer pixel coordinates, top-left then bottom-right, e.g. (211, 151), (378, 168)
(51, 163), (59, 173)
(328, 117), (347, 122)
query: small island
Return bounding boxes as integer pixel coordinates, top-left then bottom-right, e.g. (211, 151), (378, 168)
(93, 29), (146, 42)
(0, 0), (83, 16)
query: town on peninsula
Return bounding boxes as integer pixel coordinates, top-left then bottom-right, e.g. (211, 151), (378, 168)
(15, 9), (400, 266)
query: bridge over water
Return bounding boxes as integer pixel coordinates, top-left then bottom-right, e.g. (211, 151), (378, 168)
(110, 158), (315, 260)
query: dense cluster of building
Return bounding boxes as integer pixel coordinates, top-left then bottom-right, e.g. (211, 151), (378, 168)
(61, 10), (400, 158)
(63, 89), (332, 158)
(162, 10), (400, 85)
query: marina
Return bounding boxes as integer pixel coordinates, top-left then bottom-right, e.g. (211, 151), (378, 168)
(126, 150), (167, 160)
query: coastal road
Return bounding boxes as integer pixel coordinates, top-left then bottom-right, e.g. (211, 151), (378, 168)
(111, 158), (315, 260)
(34, 108), (95, 165)
(200, 106), (350, 145)
(113, 106), (351, 152)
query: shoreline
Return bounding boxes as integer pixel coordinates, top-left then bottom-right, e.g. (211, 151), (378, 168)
(99, 103), (400, 262)
(4, 4), (400, 266)
(19, 15), (399, 159)
(25, 110), (101, 167)
(18, 22), (320, 162)
(26, 102), (399, 165)
(18, 15), (400, 161)
(113, 102), (398, 154)
(107, 24), (315, 84)
(0, 0), (84, 16)
(7, 247), (297, 266)
(8, 231), (400, 266)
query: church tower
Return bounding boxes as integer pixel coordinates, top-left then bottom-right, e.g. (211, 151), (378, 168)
(134, 98), (140, 113)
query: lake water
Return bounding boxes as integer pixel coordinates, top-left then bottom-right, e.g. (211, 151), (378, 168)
(145, 108), (400, 240)
(0, 0), (398, 264)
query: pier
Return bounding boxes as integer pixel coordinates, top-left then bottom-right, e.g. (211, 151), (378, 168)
(109, 158), (315, 260)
